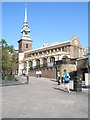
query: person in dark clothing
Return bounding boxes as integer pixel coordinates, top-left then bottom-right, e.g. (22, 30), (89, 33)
(61, 74), (64, 83)
(57, 72), (60, 85)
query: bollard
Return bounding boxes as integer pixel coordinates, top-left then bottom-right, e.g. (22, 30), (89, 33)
(26, 76), (29, 84)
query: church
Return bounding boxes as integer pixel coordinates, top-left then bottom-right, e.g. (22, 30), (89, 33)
(18, 5), (83, 79)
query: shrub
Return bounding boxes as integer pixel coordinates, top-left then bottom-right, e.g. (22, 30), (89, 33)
(7, 75), (13, 80)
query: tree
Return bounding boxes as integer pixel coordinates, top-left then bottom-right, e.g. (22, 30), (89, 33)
(0, 39), (18, 79)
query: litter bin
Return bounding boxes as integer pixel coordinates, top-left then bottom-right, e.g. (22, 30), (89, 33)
(73, 76), (82, 92)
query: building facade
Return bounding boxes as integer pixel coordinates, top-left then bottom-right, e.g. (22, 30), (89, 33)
(18, 6), (83, 79)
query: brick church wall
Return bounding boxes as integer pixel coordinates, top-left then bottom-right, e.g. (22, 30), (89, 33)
(28, 67), (57, 79)
(60, 64), (77, 75)
(28, 64), (76, 79)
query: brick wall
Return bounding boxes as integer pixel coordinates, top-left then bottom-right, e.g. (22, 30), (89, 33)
(60, 64), (77, 75)
(28, 67), (57, 79)
(19, 40), (32, 53)
(28, 64), (76, 79)
(77, 58), (88, 69)
(22, 40), (32, 52)
(28, 70), (36, 77)
(70, 46), (74, 58)
(42, 68), (56, 79)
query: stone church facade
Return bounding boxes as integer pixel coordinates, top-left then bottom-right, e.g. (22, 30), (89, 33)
(18, 5), (83, 79)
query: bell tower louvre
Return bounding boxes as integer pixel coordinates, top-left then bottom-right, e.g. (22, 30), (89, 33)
(18, 4), (32, 53)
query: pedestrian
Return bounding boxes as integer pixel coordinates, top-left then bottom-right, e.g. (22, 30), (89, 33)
(36, 70), (38, 78)
(57, 72), (60, 85)
(61, 74), (64, 83)
(63, 69), (70, 93)
(23, 69), (25, 76)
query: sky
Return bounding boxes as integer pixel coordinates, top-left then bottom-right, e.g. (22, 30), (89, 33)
(2, 2), (88, 49)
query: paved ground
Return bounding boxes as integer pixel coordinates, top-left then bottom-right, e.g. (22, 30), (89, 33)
(2, 76), (88, 118)
(0, 72), (2, 119)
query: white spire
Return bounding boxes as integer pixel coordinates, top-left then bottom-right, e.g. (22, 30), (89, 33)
(24, 4), (27, 22)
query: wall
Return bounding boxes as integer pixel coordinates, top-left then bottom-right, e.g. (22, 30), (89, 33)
(28, 64), (76, 79)
(18, 40), (32, 53)
(29, 67), (57, 79)
(60, 64), (77, 75)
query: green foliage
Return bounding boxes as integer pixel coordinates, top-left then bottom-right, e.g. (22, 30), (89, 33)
(0, 39), (18, 79)
(7, 75), (13, 80)
(0, 47), (2, 70)
(2, 73), (5, 80)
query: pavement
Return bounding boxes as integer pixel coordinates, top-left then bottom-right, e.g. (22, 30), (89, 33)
(2, 75), (89, 118)
(0, 72), (2, 120)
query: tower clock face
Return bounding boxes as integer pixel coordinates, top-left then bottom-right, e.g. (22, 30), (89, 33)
(74, 40), (78, 45)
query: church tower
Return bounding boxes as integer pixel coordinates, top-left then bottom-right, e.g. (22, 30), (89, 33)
(18, 4), (32, 53)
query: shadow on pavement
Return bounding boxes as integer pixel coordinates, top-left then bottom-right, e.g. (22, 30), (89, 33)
(1, 82), (29, 87)
(53, 87), (77, 93)
(50, 79), (57, 82)
(53, 87), (67, 93)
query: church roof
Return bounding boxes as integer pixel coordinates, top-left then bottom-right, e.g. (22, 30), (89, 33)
(24, 40), (71, 54)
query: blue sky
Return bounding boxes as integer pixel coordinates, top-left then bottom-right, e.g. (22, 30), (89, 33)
(2, 2), (88, 49)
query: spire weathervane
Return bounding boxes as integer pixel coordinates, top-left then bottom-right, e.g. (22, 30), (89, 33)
(75, 32), (76, 37)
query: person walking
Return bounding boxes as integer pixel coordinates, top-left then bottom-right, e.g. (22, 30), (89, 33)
(23, 69), (25, 76)
(61, 74), (64, 83)
(63, 69), (70, 93)
(57, 72), (60, 85)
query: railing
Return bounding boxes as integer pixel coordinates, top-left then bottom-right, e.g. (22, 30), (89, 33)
(28, 63), (54, 71)
(28, 60), (76, 71)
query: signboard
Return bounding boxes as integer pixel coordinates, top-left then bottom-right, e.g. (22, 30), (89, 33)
(85, 73), (90, 86)
(48, 62), (53, 67)
(88, 54), (90, 66)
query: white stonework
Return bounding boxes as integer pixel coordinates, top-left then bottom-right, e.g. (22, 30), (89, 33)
(26, 61), (29, 75)
(19, 53), (24, 61)
(18, 53), (24, 75)
(18, 63), (24, 75)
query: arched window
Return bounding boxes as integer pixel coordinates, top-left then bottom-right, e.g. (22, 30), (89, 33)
(29, 61), (33, 68)
(62, 56), (69, 64)
(43, 58), (47, 67)
(50, 57), (55, 64)
(62, 56), (68, 59)
(36, 59), (40, 68)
